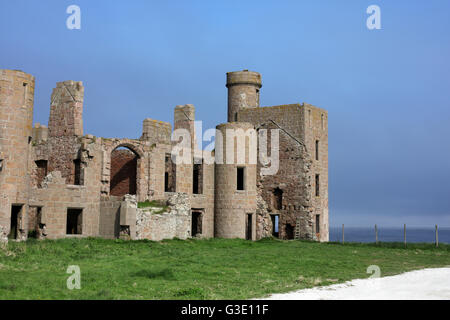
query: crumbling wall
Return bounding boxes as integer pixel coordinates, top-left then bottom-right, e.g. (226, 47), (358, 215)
(136, 193), (190, 241)
(256, 194), (272, 239)
(28, 135), (103, 239)
(47, 80), (84, 185)
(238, 104), (314, 240)
(0, 225), (8, 246)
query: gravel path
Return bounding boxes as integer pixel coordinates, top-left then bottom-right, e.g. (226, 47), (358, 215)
(262, 268), (450, 300)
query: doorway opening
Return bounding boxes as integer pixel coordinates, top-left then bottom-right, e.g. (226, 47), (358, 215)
(191, 211), (203, 237)
(271, 215), (279, 238)
(28, 206), (42, 238)
(9, 205), (22, 240)
(67, 209), (83, 235)
(285, 224), (294, 240)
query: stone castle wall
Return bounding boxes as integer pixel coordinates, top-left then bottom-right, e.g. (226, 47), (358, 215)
(0, 68), (328, 243)
(214, 122), (257, 239)
(0, 70), (35, 241)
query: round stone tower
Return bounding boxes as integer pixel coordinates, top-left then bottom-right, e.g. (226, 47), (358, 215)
(226, 70), (262, 122)
(214, 122), (257, 239)
(0, 70), (35, 239)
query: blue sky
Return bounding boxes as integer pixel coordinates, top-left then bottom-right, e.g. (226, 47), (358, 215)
(1, 0), (449, 227)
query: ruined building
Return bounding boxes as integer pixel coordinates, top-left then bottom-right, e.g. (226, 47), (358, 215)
(0, 69), (328, 243)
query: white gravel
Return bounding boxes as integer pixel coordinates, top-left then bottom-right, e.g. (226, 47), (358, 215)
(262, 268), (450, 300)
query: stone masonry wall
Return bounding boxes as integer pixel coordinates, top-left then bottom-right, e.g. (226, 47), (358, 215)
(136, 193), (191, 241)
(0, 70), (35, 241)
(47, 80), (84, 185)
(302, 104), (329, 241)
(238, 104), (315, 240)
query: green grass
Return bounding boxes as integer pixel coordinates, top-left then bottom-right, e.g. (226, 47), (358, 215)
(0, 238), (449, 300)
(137, 200), (168, 213)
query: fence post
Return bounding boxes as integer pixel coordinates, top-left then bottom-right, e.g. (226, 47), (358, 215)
(436, 224), (439, 248)
(404, 224), (406, 248)
(375, 224), (378, 245)
(342, 224), (345, 244)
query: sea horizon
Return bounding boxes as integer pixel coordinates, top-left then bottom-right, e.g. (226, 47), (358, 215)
(329, 226), (450, 244)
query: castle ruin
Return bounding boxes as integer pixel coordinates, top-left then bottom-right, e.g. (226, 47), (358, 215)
(0, 69), (328, 243)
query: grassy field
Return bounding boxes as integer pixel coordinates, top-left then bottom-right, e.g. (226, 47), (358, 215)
(0, 237), (449, 300)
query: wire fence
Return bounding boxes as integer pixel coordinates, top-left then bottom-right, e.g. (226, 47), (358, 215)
(330, 225), (450, 246)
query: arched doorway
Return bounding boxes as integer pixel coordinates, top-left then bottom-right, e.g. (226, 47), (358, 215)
(110, 146), (139, 197)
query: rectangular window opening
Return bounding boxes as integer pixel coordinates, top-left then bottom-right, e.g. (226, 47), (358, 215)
(237, 167), (245, 190)
(0, 159), (3, 172)
(246, 213), (253, 240)
(315, 140), (319, 161)
(73, 159), (82, 185)
(193, 161), (203, 194)
(35, 160), (47, 188)
(316, 215), (320, 234)
(315, 174), (320, 197)
(164, 154), (176, 192)
(272, 188), (283, 210)
(67, 209), (83, 235)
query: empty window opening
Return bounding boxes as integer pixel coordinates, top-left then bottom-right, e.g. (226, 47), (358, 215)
(35, 160), (47, 188)
(234, 112), (238, 121)
(315, 215), (320, 234)
(315, 140), (319, 161)
(67, 209), (83, 235)
(285, 224), (294, 240)
(315, 174), (320, 197)
(193, 162), (203, 194)
(246, 213), (253, 240)
(273, 188), (283, 210)
(237, 167), (245, 190)
(164, 172), (169, 191)
(191, 211), (203, 237)
(28, 207), (42, 239)
(9, 205), (22, 240)
(271, 215), (279, 238)
(0, 159), (4, 172)
(73, 159), (82, 185)
(164, 154), (176, 192)
(110, 147), (138, 197)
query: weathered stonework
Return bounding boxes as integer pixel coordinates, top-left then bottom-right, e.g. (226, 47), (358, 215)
(0, 69), (328, 242)
(136, 193), (190, 241)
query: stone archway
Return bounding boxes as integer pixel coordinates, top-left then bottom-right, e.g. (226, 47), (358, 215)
(110, 146), (140, 197)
